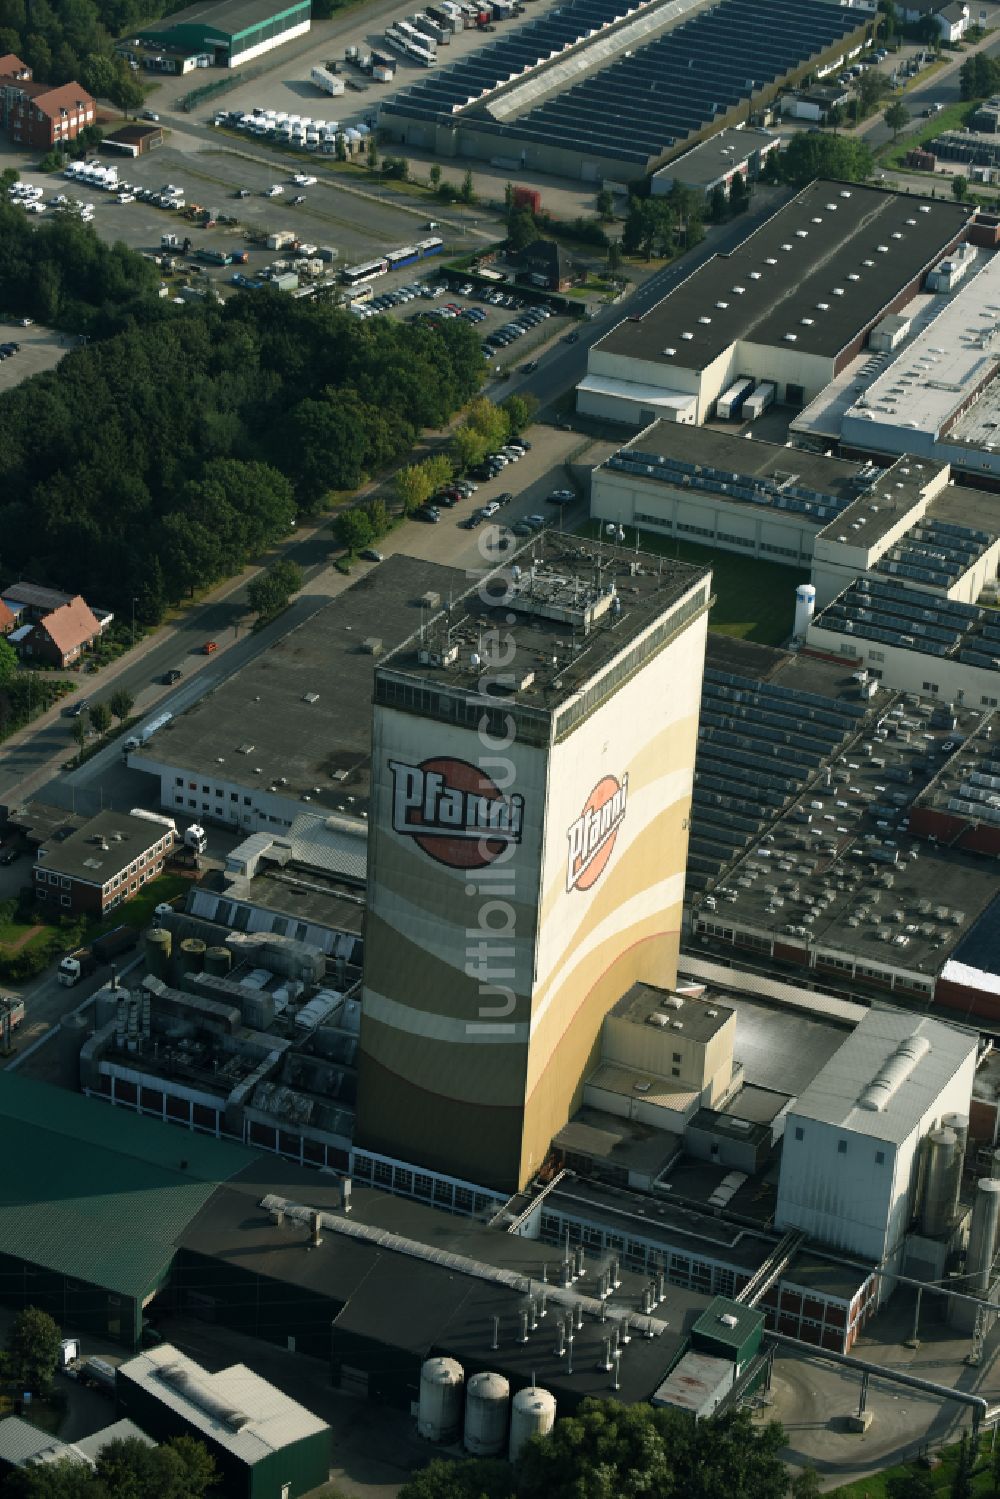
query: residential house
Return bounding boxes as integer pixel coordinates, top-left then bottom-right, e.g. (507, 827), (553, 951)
(0, 600), (14, 637)
(0, 63), (96, 150)
(9, 595), (102, 669)
(33, 809), (175, 917)
(514, 239), (579, 292)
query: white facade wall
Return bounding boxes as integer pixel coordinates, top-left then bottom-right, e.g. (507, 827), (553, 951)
(131, 755), (302, 833)
(805, 621), (1000, 708)
(776, 1045), (977, 1264)
(228, 17), (311, 66)
(591, 467), (816, 566)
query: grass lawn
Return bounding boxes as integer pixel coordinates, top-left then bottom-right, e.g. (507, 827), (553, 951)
(0, 917), (51, 962)
(829, 1437), (996, 1497)
(879, 98), (979, 168)
(578, 521), (798, 645)
(90, 874), (191, 940)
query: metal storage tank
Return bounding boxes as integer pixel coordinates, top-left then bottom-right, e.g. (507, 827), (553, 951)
(508, 1385), (556, 1462)
(417, 1357), (464, 1442)
(967, 1178), (1000, 1296)
(176, 937), (206, 981)
(204, 946), (232, 977)
(943, 1111), (969, 1174)
(922, 1127), (958, 1237)
(991, 1147), (1000, 1181)
(793, 584), (816, 640)
(464, 1371), (509, 1457)
(145, 927), (172, 980)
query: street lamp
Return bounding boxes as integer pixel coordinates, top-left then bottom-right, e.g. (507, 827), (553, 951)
(131, 596), (137, 650)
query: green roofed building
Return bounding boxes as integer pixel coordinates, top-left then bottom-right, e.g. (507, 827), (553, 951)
(136, 0), (311, 70)
(0, 1073), (256, 1348)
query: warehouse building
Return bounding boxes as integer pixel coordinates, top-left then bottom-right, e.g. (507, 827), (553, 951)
(380, 0), (867, 184)
(116, 1345), (330, 1499)
(578, 183), (970, 424)
(776, 1007), (978, 1278)
(591, 425), (1000, 610)
(0, 1072), (255, 1348)
(650, 127), (780, 202)
(135, 0), (311, 70)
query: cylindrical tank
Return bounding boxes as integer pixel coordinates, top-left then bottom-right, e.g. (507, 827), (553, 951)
(922, 1127), (958, 1237)
(508, 1385), (556, 1463)
(145, 927), (172, 980)
(991, 1147), (1000, 1181)
(943, 1111), (969, 1224)
(793, 583), (816, 640)
(176, 937), (206, 981)
(204, 946), (232, 978)
(966, 1179), (1000, 1296)
(417, 1357), (464, 1442)
(464, 1371), (509, 1457)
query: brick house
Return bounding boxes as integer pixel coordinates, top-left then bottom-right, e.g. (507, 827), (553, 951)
(33, 810), (175, 918)
(0, 600), (14, 636)
(8, 595), (102, 668)
(0, 61), (96, 151)
(514, 239), (579, 292)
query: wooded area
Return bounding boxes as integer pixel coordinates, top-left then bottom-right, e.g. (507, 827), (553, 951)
(0, 0), (166, 92)
(0, 213), (484, 621)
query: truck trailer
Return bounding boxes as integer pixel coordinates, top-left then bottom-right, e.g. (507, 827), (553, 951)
(743, 380), (776, 420)
(123, 711), (172, 754)
(58, 925), (139, 987)
(311, 64), (346, 96)
(716, 376), (754, 420)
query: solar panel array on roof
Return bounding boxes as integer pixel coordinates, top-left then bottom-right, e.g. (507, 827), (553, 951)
(607, 447), (853, 523)
(814, 577), (1000, 673)
(382, 0), (861, 168)
(875, 517), (993, 590)
(687, 666), (866, 888)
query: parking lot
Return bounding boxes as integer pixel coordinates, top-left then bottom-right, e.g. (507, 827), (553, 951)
(0, 319), (71, 393)
(7, 145), (464, 288)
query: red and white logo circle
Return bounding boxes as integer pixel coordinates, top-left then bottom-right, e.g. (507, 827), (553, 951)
(389, 757), (524, 869)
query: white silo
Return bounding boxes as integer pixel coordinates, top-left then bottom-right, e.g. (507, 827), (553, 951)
(509, 1385), (556, 1463)
(464, 1371), (510, 1457)
(793, 583), (816, 640)
(921, 1127), (958, 1236)
(417, 1357), (464, 1443)
(967, 1178), (1000, 1296)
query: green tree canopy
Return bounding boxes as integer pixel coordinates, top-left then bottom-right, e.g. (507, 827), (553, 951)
(334, 506), (375, 554)
(0, 638), (17, 687)
(507, 212), (540, 252)
(781, 132), (873, 185)
(108, 686), (134, 722)
(89, 700), (112, 736)
(884, 100), (910, 140)
(8, 1307), (62, 1395)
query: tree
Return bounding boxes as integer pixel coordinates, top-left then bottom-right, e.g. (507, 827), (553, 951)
(334, 506), (375, 554)
(399, 1458), (514, 1499)
(606, 238), (622, 275)
(950, 1433), (976, 1499)
(507, 211), (539, 252)
(108, 687), (134, 723)
(596, 187), (615, 221)
(460, 167), (476, 204)
(367, 137), (378, 170)
(466, 395), (510, 449)
(781, 132), (873, 185)
(826, 102), (843, 133)
(73, 716), (89, 762)
(501, 392), (539, 433)
(857, 67), (890, 116)
(884, 99), (910, 141)
(451, 425), (488, 472)
(89, 700), (112, 737)
(247, 560), (302, 619)
(953, 174), (969, 201)
(790, 1469), (822, 1499)
(8, 1307), (61, 1395)
(709, 184), (728, 223)
(396, 463), (434, 513)
(729, 171), (749, 213)
(0, 637), (16, 687)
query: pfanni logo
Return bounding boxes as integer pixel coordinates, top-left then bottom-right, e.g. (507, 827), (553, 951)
(389, 757), (524, 869)
(566, 773), (628, 893)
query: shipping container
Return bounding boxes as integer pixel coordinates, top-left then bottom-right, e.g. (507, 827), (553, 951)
(742, 380), (776, 420)
(716, 376), (754, 420)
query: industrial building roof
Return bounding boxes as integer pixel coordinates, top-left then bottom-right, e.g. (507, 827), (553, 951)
(692, 1295), (764, 1354)
(0, 1074), (255, 1300)
(131, 555), (466, 814)
(35, 808), (168, 883)
(610, 980), (733, 1042)
(593, 184), (969, 373)
(651, 127), (778, 191)
(816, 457), (998, 565)
(380, 530), (710, 719)
(812, 576), (1000, 673)
(604, 421), (867, 527)
(138, 0), (302, 38)
(119, 1345), (328, 1465)
(787, 1006), (977, 1143)
(842, 245), (1000, 443)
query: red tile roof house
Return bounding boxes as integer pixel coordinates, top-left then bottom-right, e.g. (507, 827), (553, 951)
(12, 596), (102, 668)
(0, 60), (96, 151)
(0, 600), (15, 636)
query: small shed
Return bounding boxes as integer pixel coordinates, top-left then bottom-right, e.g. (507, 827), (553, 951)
(102, 122), (164, 155)
(691, 1296), (765, 1371)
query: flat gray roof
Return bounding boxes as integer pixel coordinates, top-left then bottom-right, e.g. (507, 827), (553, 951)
(594, 183), (969, 374)
(610, 980), (733, 1043)
(652, 127), (778, 190)
(381, 530), (709, 717)
(132, 555), (466, 814)
(35, 808), (167, 883)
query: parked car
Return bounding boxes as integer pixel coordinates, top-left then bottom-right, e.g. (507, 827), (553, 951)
(162, 667), (182, 684)
(201, 640), (218, 654)
(69, 698), (89, 717)
(359, 548), (384, 562)
(547, 489), (575, 505)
